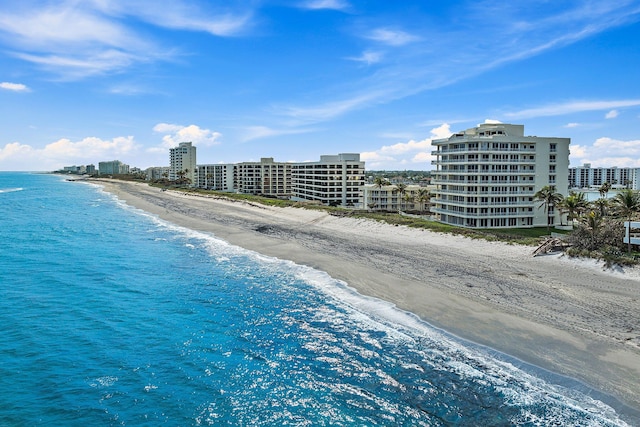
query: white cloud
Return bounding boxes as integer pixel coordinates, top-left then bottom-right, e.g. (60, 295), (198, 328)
(564, 122), (580, 128)
(605, 109), (619, 119)
(365, 28), (419, 46)
(0, 82), (30, 92)
(483, 119), (502, 124)
(153, 123), (221, 148)
(505, 99), (640, 119)
(302, 0), (350, 11)
(570, 137), (640, 168)
(0, 136), (137, 171)
(361, 123), (452, 168)
(347, 50), (383, 65)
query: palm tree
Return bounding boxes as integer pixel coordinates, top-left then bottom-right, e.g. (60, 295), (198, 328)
(403, 193), (415, 211)
(592, 198), (609, 217)
(372, 176), (389, 211)
(373, 176), (389, 189)
(559, 191), (588, 228)
(534, 185), (563, 232)
(416, 188), (431, 212)
(598, 182), (611, 199)
(581, 210), (604, 250)
(395, 183), (408, 212)
(611, 188), (640, 253)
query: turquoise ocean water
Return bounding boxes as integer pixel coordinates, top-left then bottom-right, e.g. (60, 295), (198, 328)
(0, 172), (636, 426)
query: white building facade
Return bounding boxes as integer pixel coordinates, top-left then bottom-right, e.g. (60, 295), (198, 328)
(569, 164), (640, 190)
(431, 123), (570, 228)
(197, 164), (235, 191)
(169, 142), (197, 185)
(291, 153), (365, 207)
(98, 160), (129, 175)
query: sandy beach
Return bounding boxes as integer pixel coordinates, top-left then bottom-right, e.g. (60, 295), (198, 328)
(96, 179), (640, 414)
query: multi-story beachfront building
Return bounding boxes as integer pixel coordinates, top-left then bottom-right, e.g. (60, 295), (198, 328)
(169, 142), (197, 185)
(431, 123), (570, 228)
(145, 166), (171, 181)
(291, 153), (365, 207)
(569, 163), (640, 190)
(197, 164), (235, 191)
(98, 160), (130, 175)
(359, 184), (429, 212)
(234, 158), (292, 197)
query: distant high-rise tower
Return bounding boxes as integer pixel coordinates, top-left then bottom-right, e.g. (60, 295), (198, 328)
(169, 142), (197, 186)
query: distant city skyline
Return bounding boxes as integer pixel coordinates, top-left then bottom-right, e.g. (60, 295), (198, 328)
(1, 1), (639, 171)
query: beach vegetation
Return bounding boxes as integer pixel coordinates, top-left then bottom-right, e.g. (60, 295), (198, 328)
(611, 188), (640, 253)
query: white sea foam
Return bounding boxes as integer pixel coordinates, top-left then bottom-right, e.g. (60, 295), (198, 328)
(0, 187), (23, 193)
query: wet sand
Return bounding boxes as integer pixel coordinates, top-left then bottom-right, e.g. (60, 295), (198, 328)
(96, 179), (640, 414)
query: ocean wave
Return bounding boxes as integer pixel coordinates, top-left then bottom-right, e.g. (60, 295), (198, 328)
(0, 187), (23, 194)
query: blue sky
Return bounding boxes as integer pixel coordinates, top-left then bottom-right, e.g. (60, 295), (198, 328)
(1, 0), (640, 171)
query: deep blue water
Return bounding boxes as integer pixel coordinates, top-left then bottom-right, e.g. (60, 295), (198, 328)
(0, 172), (635, 426)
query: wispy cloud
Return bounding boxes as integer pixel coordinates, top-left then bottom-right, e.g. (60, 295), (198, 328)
(365, 28), (420, 46)
(505, 100), (640, 119)
(278, 91), (387, 123)
(0, 1), (254, 79)
(347, 50), (383, 65)
(0, 82), (30, 92)
(239, 125), (315, 142)
(301, 0), (351, 11)
(282, 2), (640, 124)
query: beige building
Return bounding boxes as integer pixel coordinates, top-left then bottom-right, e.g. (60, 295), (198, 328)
(360, 184), (430, 212)
(291, 153), (365, 207)
(431, 123), (570, 228)
(234, 158), (292, 197)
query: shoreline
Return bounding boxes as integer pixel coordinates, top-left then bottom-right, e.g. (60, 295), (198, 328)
(94, 179), (640, 417)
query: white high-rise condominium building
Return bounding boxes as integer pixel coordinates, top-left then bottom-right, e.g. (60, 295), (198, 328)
(98, 160), (129, 175)
(291, 153), (365, 207)
(431, 123), (570, 228)
(197, 164), (235, 191)
(169, 142), (197, 185)
(569, 164), (640, 190)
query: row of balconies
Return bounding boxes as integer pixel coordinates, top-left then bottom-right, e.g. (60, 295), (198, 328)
(431, 198), (534, 207)
(432, 158), (536, 164)
(430, 206), (534, 218)
(435, 189), (534, 196)
(431, 147), (536, 154)
(435, 168), (535, 174)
